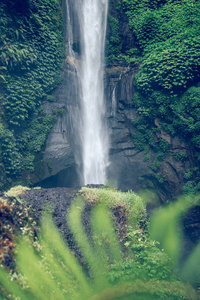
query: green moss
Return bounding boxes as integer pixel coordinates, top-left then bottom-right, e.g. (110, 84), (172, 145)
(80, 186), (146, 227)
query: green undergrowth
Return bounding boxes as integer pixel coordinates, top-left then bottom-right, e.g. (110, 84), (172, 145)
(0, 0), (65, 190)
(0, 186), (199, 299)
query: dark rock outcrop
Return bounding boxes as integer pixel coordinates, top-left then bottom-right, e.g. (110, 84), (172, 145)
(183, 205), (200, 260)
(41, 57), (81, 185)
(104, 62), (153, 191)
(21, 187), (80, 242)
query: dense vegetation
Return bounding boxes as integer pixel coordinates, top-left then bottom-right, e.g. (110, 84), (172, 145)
(107, 0), (200, 194)
(0, 186), (199, 299)
(0, 0), (64, 190)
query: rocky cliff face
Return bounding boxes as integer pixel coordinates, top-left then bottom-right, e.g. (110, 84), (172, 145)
(104, 62), (152, 191)
(35, 0), (195, 202)
(35, 0), (83, 188)
(41, 56), (82, 188)
(104, 60), (193, 201)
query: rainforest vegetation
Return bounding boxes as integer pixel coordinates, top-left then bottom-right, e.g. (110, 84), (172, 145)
(0, 0), (64, 190)
(107, 0), (200, 194)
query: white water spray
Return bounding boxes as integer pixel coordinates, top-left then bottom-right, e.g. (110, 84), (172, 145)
(79, 0), (109, 184)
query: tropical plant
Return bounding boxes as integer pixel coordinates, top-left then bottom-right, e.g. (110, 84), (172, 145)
(0, 188), (199, 299)
(150, 193), (200, 284)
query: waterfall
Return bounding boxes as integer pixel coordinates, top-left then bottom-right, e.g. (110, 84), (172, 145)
(78, 0), (109, 184)
(111, 85), (117, 117)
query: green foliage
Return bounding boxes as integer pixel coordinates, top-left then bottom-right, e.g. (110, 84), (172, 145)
(129, 9), (161, 51)
(119, 0), (200, 194)
(132, 107), (154, 152)
(0, 186), (38, 268)
(184, 169), (192, 180)
(135, 37), (200, 94)
(150, 193), (200, 283)
(80, 186), (146, 225)
(106, 8), (141, 64)
(106, 16), (122, 61)
(123, 0), (200, 53)
(122, 0), (200, 115)
(181, 167), (200, 194)
(122, 0), (168, 12)
(110, 229), (174, 283)
(4, 0), (31, 14)
(0, 189), (198, 299)
(172, 152), (188, 162)
(18, 112), (56, 153)
(0, 0), (64, 189)
(0, 125), (22, 177)
(0, 111), (56, 186)
(132, 94), (171, 174)
(170, 87), (200, 138)
(132, 81), (200, 188)
(182, 180), (200, 195)
(81, 186), (138, 207)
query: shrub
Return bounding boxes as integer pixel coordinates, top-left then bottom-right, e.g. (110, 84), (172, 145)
(135, 37), (200, 94)
(106, 16), (122, 61)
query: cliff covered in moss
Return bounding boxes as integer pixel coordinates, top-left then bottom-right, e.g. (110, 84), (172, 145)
(106, 0), (200, 199)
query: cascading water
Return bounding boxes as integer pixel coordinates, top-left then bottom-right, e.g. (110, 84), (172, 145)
(78, 0), (109, 184)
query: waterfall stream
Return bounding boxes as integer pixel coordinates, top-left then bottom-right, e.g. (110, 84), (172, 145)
(78, 0), (109, 184)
